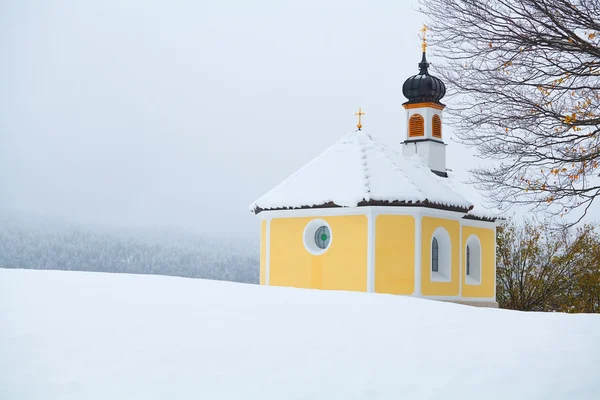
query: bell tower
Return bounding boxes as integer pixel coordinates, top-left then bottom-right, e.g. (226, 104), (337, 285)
(401, 26), (448, 177)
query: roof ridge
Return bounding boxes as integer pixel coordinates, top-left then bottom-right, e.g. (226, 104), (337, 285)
(357, 133), (372, 202)
(368, 137), (427, 200)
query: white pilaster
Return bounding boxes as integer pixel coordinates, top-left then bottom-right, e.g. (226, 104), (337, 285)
(265, 218), (271, 285)
(493, 224), (497, 301)
(458, 221), (463, 297)
(414, 211), (422, 296)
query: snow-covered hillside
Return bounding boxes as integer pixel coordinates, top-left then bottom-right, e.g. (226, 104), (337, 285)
(1, 269), (599, 400)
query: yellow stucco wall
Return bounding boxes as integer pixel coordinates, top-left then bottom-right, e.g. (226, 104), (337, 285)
(259, 220), (266, 285)
(269, 215), (368, 291)
(421, 216), (460, 296)
(375, 215), (415, 294)
(461, 225), (495, 298)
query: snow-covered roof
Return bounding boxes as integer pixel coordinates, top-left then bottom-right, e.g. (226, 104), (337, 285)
(250, 131), (498, 218)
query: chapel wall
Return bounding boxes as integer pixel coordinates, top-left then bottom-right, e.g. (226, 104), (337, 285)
(374, 214), (415, 295)
(268, 215), (368, 292)
(420, 216), (461, 296)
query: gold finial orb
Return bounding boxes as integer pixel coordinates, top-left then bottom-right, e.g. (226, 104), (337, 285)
(355, 107), (365, 130)
(420, 24), (428, 52)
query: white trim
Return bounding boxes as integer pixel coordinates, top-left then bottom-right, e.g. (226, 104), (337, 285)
(367, 208), (375, 293)
(464, 277), (481, 285)
(257, 205), (486, 222)
(256, 207), (370, 220)
(493, 224), (497, 301)
(414, 211), (422, 296)
(459, 220), (463, 296)
(265, 218), (271, 286)
(413, 294), (497, 302)
(460, 218), (499, 229)
(257, 204), (498, 225)
(254, 199), (499, 229)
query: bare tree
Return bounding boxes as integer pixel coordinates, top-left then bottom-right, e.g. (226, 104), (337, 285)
(418, 0), (600, 224)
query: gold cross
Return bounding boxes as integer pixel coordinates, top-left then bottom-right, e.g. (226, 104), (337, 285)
(355, 108), (365, 130)
(420, 24), (427, 52)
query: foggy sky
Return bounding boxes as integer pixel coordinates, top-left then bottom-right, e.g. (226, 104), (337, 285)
(2, 1), (594, 238)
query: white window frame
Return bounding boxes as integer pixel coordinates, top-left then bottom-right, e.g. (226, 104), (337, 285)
(303, 219), (332, 256)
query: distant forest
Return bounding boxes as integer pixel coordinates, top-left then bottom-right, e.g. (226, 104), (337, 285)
(0, 216), (259, 284)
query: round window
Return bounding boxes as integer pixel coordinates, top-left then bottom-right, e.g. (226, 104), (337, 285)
(314, 226), (331, 249)
(303, 219), (332, 255)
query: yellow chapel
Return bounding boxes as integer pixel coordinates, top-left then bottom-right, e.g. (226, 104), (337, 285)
(249, 39), (500, 308)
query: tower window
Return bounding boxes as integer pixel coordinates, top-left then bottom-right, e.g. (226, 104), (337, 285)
(432, 114), (442, 138)
(409, 114), (424, 137)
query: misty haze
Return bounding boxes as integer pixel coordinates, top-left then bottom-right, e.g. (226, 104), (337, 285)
(1, 1), (439, 236)
(1, 1), (459, 279)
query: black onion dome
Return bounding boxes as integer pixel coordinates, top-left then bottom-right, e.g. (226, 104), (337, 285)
(402, 52), (446, 104)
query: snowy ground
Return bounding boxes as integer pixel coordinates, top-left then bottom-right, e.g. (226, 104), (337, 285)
(1, 268), (599, 399)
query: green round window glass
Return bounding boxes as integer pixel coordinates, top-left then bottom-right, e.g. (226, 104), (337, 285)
(314, 226), (331, 250)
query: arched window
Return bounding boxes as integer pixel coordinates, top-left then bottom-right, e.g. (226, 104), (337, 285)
(409, 114), (424, 137)
(465, 235), (482, 284)
(432, 114), (442, 138)
(466, 244), (471, 275)
(432, 238), (439, 272)
(430, 227), (451, 282)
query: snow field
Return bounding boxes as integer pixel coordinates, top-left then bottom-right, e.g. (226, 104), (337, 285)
(1, 268), (599, 399)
